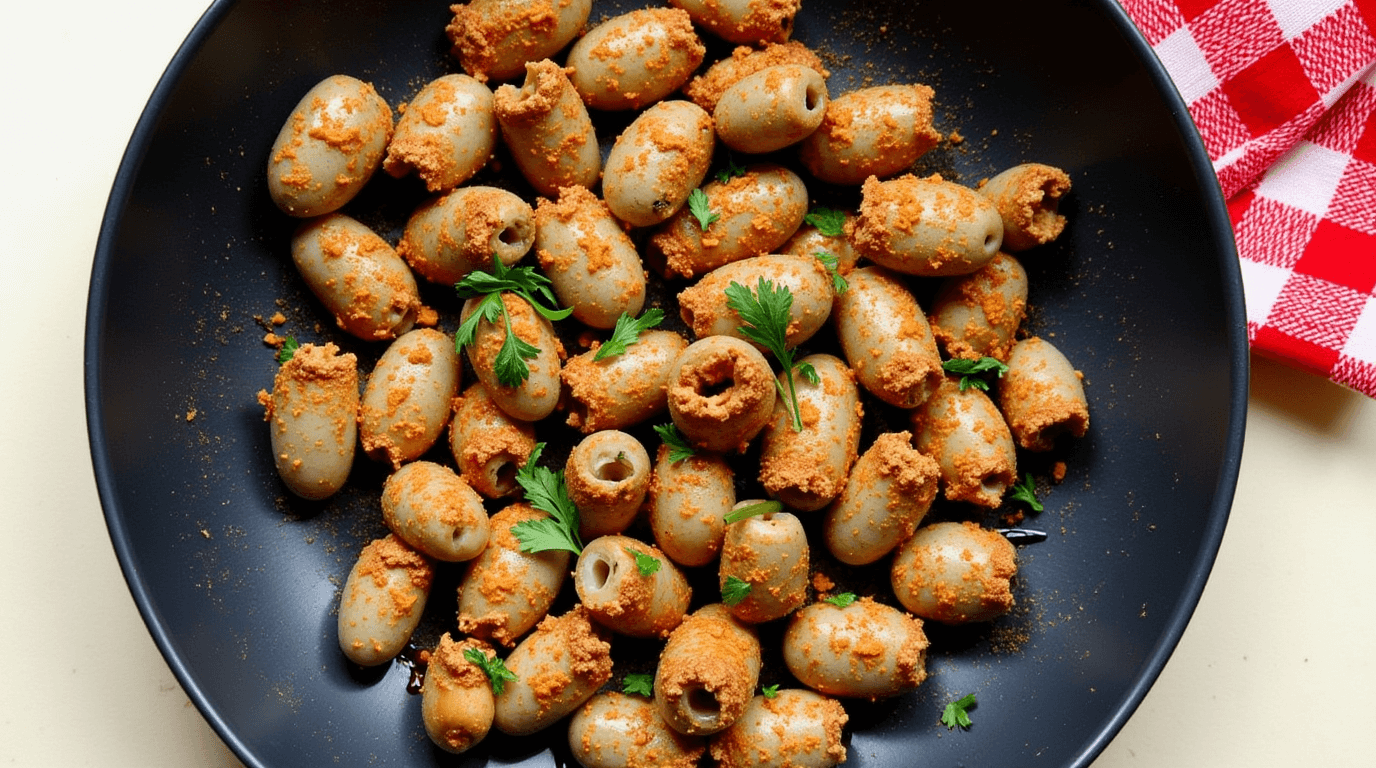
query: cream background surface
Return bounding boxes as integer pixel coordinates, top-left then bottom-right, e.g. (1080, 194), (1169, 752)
(2, 2), (1373, 766)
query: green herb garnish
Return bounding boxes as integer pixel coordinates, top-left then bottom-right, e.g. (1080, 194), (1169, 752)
(276, 336), (300, 364)
(814, 252), (849, 294)
(942, 356), (1010, 392)
(823, 592), (857, 608)
(761, 684), (781, 699)
(622, 673), (655, 697)
(454, 256), (573, 386)
(721, 575), (752, 606)
(653, 423), (696, 464)
(941, 693), (977, 730)
(625, 547), (661, 576)
(688, 188), (719, 232)
(509, 443), (583, 555)
(715, 157), (746, 184)
(803, 207), (846, 237)
(594, 308), (665, 361)
(723, 500), (783, 525)
(1009, 473), (1043, 512)
(724, 278), (812, 431)
(464, 647), (519, 695)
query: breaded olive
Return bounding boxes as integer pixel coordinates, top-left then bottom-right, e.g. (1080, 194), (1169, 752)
(850, 173), (1004, 277)
(783, 598), (928, 699)
(457, 503), (570, 646)
(462, 293), (563, 423)
(446, 0), (593, 83)
(929, 252), (1028, 363)
(891, 521), (1018, 624)
(267, 75), (392, 217)
(337, 534), (433, 667)
(421, 634), (496, 754)
(568, 692), (706, 768)
(566, 8), (705, 111)
(398, 185), (535, 286)
(997, 336), (1090, 451)
(714, 65), (828, 154)
(822, 432), (940, 566)
(495, 60), (601, 196)
(448, 381), (537, 498)
(684, 41), (828, 114)
(833, 266), (944, 409)
(602, 100), (714, 227)
(669, 0), (801, 45)
(709, 690), (848, 768)
(561, 330), (688, 433)
(910, 375), (1017, 508)
(757, 354), (861, 512)
(565, 430), (652, 540)
(798, 84), (941, 186)
(648, 447), (733, 567)
(493, 606), (614, 736)
(655, 604), (762, 736)
(290, 214), (420, 342)
(575, 534), (692, 638)
(381, 461), (490, 562)
(359, 328), (461, 468)
(648, 165), (809, 279)
(259, 342), (358, 500)
(719, 503), (808, 624)
(979, 163), (1072, 251)
(384, 74), (496, 192)
(534, 185), (645, 330)
(666, 336), (777, 454)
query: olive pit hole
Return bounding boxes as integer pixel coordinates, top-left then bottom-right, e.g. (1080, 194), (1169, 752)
(498, 225), (523, 245)
(595, 456), (634, 483)
(590, 555), (617, 590)
(684, 686), (722, 720)
(492, 458), (518, 492)
(696, 376), (736, 399)
(981, 476), (1007, 497)
(804, 84), (823, 112)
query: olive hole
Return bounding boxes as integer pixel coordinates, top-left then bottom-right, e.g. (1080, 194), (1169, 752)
(981, 476), (1007, 497)
(685, 686), (722, 720)
(498, 225), (522, 245)
(590, 556), (615, 590)
(697, 376), (735, 399)
(984, 232), (999, 252)
(493, 459), (518, 492)
(804, 84), (822, 112)
(596, 457), (634, 483)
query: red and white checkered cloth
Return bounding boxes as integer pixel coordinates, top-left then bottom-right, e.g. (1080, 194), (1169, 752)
(1119, 0), (1376, 397)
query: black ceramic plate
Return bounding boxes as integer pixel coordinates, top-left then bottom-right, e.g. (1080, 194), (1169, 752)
(86, 1), (1247, 766)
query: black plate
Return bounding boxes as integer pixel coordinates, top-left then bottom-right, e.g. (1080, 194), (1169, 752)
(86, 1), (1247, 766)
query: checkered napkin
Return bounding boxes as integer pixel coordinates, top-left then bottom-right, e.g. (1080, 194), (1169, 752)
(1119, 0), (1376, 397)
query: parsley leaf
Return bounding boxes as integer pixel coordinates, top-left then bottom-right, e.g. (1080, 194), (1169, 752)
(941, 693), (977, 730)
(625, 546), (661, 576)
(1009, 473), (1043, 512)
(464, 647), (519, 695)
(823, 592), (857, 608)
(276, 336), (300, 364)
(722, 575), (752, 606)
(509, 443), (584, 555)
(453, 256), (573, 386)
(803, 207), (847, 237)
(688, 188), (720, 232)
(715, 157), (746, 184)
(594, 308), (665, 361)
(942, 356), (1010, 392)
(761, 684), (781, 699)
(622, 673), (655, 697)
(724, 500), (782, 525)
(725, 278), (811, 431)
(814, 252), (849, 294)
(653, 423), (696, 464)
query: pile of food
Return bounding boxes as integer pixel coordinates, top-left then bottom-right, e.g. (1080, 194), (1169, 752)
(255, 1), (1088, 764)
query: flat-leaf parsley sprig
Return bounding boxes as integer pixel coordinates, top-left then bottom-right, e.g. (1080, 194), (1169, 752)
(941, 693), (977, 730)
(653, 423), (696, 464)
(942, 356), (1009, 392)
(802, 206), (846, 236)
(454, 256), (573, 387)
(724, 278), (818, 432)
(688, 188), (720, 231)
(509, 443), (583, 556)
(464, 647), (519, 695)
(594, 308), (665, 361)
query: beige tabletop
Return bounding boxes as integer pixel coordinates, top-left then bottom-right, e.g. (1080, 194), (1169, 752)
(2, 2), (1373, 766)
